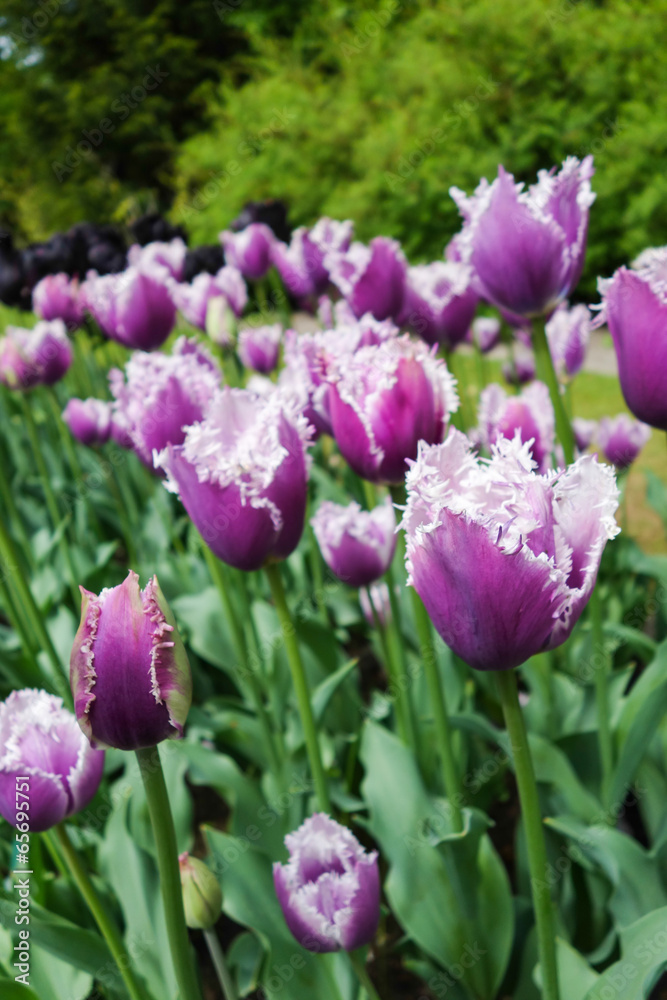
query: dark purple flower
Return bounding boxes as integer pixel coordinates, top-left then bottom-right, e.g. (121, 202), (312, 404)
(546, 303), (591, 378)
(327, 237), (407, 321)
(32, 273), (85, 329)
(220, 223), (275, 281)
(328, 335), (458, 483)
(156, 388), (312, 571)
(400, 261), (479, 349)
(0, 320), (73, 389)
(70, 571), (192, 751)
(82, 263), (176, 351)
(401, 430), (619, 672)
(477, 381), (555, 472)
(596, 250), (667, 430)
(273, 814), (380, 953)
(63, 397), (113, 447)
(237, 323), (282, 374)
(451, 156), (595, 317)
(311, 499), (396, 588)
(596, 414), (651, 471)
(109, 336), (220, 468)
(171, 266), (247, 332)
(0, 689), (104, 832)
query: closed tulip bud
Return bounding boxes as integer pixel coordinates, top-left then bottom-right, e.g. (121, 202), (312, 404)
(0, 320), (73, 389)
(63, 397), (113, 447)
(273, 814), (380, 953)
(311, 499), (396, 588)
(400, 261), (479, 349)
(402, 430), (619, 671)
(451, 156), (595, 318)
(237, 323), (282, 374)
(220, 223), (275, 281)
(546, 303), (591, 378)
(477, 381), (555, 472)
(596, 248), (667, 430)
(156, 387), (312, 571)
(32, 273), (85, 329)
(81, 264), (176, 351)
(596, 414), (651, 471)
(327, 236), (407, 321)
(328, 335), (458, 483)
(0, 689), (104, 832)
(179, 853), (223, 929)
(70, 571), (192, 750)
(171, 266), (247, 332)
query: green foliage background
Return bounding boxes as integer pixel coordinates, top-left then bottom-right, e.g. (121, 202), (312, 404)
(2, 0), (667, 295)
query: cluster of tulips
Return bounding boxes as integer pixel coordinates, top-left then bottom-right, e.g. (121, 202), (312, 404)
(0, 152), (665, 1000)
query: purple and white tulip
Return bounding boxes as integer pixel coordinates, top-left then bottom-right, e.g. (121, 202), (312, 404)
(400, 261), (479, 349)
(220, 223), (275, 281)
(82, 264), (176, 351)
(572, 417), (598, 453)
(273, 814), (380, 953)
(401, 430), (619, 672)
(477, 381), (555, 472)
(109, 336), (220, 468)
(272, 218), (353, 300)
(171, 266), (247, 332)
(63, 398), (113, 447)
(311, 499), (396, 588)
(468, 316), (501, 354)
(0, 689), (104, 832)
(326, 237), (407, 321)
(32, 273), (85, 329)
(596, 414), (651, 471)
(127, 238), (188, 281)
(327, 335), (458, 483)
(596, 248), (667, 430)
(360, 582), (392, 628)
(546, 303), (591, 378)
(237, 323), (282, 374)
(502, 355), (536, 387)
(0, 320), (72, 389)
(156, 387), (312, 571)
(70, 571), (192, 751)
(450, 156), (595, 317)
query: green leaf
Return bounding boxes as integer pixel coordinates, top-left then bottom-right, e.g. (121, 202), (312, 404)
(0, 979), (41, 1000)
(552, 939), (599, 999)
(312, 657), (359, 722)
(583, 907), (667, 999)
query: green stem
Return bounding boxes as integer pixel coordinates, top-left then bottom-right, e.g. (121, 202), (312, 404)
(496, 670), (560, 1000)
(136, 746), (203, 1000)
(204, 928), (239, 1000)
(51, 825), (148, 1000)
(349, 950), (383, 1000)
(383, 565), (417, 751)
(308, 523), (329, 625)
(411, 591), (463, 831)
(590, 587), (613, 808)
(265, 561), (331, 813)
(532, 318), (575, 465)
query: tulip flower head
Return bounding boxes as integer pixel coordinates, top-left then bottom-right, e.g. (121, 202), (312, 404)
(0, 320), (72, 389)
(157, 387), (312, 571)
(273, 814), (380, 953)
(171, 266), (247, 332)
(328, 334), (458, 483)
(360, 581), (392, 628)
(109, 336), (220, 468)
(572, 417), (598, 453)
(477, 381), (555, 472)
(0, 689), (104, 832)
(220, 223), (275, 281)
(400, 260), (479, 349)
(469, 316), (501, 354)
(32, 273), (85, 329)
(127, 238), (188, 281)
(596, 414), (651, 471)
(82, 263), (176, 351)
(272, 218), (353, 301)
(63, 397), (113, 447)
(179, 854), (223, 930)
(596, 248), (667, 429)
(502, 355), (536, 387)
(70, 571), (192, 751)
(237, 323), (282, 374)
(451, 156), (595, 317)
(311, 499), (396, 588)
(401, 430), (619, 671)
(546, 303), (591, 378)
(327, 236), (407, 321)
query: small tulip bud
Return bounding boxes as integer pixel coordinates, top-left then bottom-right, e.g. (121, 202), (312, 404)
(179, 854), (222, 929)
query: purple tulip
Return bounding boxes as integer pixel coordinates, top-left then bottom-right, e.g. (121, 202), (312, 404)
(0, 320), (73, 389)
(450, 156), (595, 317)
(468, 316), (501, 353)
(63, 397), (113, 447)
(32, 273), (85, 329)
(70, 571), (192, 751)
(400, 261), (479, 349)
(156, 387), (312, 571)
(127, 238), (188, 281)
(237, 323), (282, 374)
(327, 237), (407, 321)
(596, 250), (667, 429)
(0, 689), (104, 832)
(502, 355), (536, 387)
(401, 430), (619, 672)
(328, 335), (458, 483)
(572, 417), (598, 453)
(311, 499), (396, 588)
(477, 381), (555, 472)
(359, 582), (392, 628)
(171, 266), (247, 332)
(273, 814), (380, 953)
(272, 218), (353, 300)
(109, 336), (220, 468)
(546, 303), (591, 378)
(82, 264), (176, 351)
(220, 223), (275, 281)
(596, 414), (651, 471)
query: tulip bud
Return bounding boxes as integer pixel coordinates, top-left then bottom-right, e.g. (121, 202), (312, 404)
(597, 414), (651, 471)
(0, 320), (72, 390)
(70, 571), (192, 750)
(326, 236), (407, 321)
(237, 323), (282, 374)
(311, 499), (396, 588)
(32, 273), (85, 329)
(172, 266), (247, 333)
(179, 853), (222, 929)
(81, 263), (176, 351)
(220, 223), (275, 281)
(63, 398), (113, 447)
